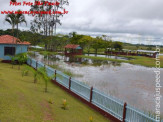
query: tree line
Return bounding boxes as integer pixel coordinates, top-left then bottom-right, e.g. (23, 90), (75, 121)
(69, 32), (123, 54)
(0, 29), (123, 54)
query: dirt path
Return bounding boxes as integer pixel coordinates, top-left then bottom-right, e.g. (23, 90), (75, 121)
(40, 100), (54, 121)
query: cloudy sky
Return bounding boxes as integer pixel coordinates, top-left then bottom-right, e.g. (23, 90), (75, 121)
(0, 0), (163, 45)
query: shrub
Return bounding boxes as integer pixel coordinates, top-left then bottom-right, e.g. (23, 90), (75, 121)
(22, 70), (29, 77)
(37, 67), (55, 92)
(89, 116), (93, 122)
(48, 99), (54, 104)
(62, 99), (68, 110)
(21, 65), (40, 83)
(17, 53), (28, 65)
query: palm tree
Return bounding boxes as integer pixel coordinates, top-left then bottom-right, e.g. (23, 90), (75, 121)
(37, 67), (55, 92)
(5, 13), (16, 32)
(22, 65), (40, 83)
(5, 13), (16, 56)
(17, 53), (28, 70)
(15, 10), (27, 41)
(9, 55), (16, 69)
(37, 67), (49, 92)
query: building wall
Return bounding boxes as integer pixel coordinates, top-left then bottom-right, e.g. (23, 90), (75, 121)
(0, 44), (28, 60)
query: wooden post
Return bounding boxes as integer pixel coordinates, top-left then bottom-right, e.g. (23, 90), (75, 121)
(55, 70), (57, 81)
(69, 77), (71, 90)
(122, 102), (127, 122)
(90, 87), (93, 103)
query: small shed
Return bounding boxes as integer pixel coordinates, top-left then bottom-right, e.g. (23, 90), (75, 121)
(137, 50), (159, 58)
(0, 35), (30, 60)
(64, 44), (83, 56)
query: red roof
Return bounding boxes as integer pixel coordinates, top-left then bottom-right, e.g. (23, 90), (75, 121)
(64, 44), (80, 49)
(0, 35), (30, 45)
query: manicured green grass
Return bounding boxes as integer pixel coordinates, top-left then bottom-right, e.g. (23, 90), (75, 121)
(0, 63), (109, 122)
(126, 56), (162, 68)
(76, 55), (163, 68)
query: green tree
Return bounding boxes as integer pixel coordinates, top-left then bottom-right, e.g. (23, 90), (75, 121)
(19, 34), (28, 53)
(22, 65), (40, 83)
(102, 35), (107, 41)
(78, 36), (87, 49)
(113, 42), (123, 51)
(5, 14), (16, 55)
(69, 32), (77, 38)
(92, 37), (103, 55)
(30, 33), (41, 46)
(5, 14), (16, 32)
(102, 40), (112, 52)
(37, 67), (55, 92)
(70, 32), (84, 44)
(15, 10), (27, 40)
(17, 53), (28, 70)
(79, 36), (93, 55)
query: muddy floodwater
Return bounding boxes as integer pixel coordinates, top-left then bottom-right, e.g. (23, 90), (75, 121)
(31, 52), (163, 115)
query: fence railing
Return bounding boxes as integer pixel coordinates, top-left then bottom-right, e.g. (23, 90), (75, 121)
(27, 57), (162, 122)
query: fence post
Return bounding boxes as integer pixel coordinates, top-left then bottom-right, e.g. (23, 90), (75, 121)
(69, 77), (71, 90)
(90, 87), (93, 103)
(55, 70), (57, 81)
(36, 61), (38, 70)
(122, 102), (127, 122)
(30, 59), (32, 66)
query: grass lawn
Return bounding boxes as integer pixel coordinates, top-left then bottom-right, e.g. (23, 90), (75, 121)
(76, 55), (163, 68)
(0, 62), (109, 122)
(127, 56), (163, 68)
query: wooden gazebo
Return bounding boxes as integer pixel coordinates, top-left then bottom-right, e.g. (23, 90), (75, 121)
(64, 44), (83, 56)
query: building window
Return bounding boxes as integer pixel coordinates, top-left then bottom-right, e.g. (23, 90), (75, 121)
(4, 47), (15, 56)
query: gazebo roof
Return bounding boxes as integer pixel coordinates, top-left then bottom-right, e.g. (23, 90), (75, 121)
(0, 35), (30, 45)
(64, 44), (82, 49)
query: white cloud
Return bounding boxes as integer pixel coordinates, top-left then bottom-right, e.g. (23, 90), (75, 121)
(0, 0), (163, 45)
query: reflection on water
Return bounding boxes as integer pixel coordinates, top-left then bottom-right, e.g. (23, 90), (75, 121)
(40, 53), (121, 67)
(85, 54), (133, 60)
(30, 52), (163, 115)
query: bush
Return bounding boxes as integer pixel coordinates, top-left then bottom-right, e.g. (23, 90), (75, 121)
(62, 99), (68, 110)
(89, 116), (93, 122)
(22, 70), (29, 77)
(17, 53), (28, 65)
(48, 99), (54, 104)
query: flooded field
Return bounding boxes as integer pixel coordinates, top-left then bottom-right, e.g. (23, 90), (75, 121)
(31, 52), (163, 115)
(84, 54), (133, 60)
